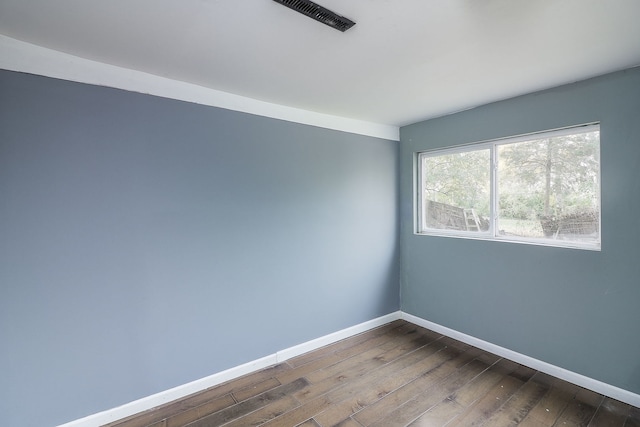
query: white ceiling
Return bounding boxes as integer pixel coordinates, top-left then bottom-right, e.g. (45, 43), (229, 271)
(1, 0), (639, 128)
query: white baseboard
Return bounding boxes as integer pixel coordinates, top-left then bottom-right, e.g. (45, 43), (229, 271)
(275, 312), (402, 362)
(58, 310), (639, 426)
(57, 354), (278, 427)
(57, 311), (402, 427)
(400, 312), (640, 408)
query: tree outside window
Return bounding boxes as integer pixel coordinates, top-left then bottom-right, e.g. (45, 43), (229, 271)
(418, 125), (600, 250)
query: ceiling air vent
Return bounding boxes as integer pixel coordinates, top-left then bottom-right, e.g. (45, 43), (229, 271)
(272, 0), (356, 32)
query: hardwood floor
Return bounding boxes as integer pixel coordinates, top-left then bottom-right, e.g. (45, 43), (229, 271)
(104, 320), (640, 427)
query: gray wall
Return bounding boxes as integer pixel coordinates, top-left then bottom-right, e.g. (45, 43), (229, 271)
(400, 68), (640, 395)
(0, 70), (400, 427)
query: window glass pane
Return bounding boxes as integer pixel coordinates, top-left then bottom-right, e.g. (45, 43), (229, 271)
(421, 149), (491, 232)
(496, 130), (600, 244)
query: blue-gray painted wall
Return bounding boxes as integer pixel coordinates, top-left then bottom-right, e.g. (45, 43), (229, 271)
(0, 70), (400, 427)
(400, 68), (640, 395)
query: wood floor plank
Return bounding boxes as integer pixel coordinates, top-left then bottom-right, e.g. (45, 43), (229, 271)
(286, 321), (405, 368)
(551, 398), (598, 427)
(211, 363), (292, 398)
(163, 394), (237, 427)
(107, 363), (294, 427)
(366, 359), (493, 427)
(332, 418), (365, 427)
(447, 358), (516, 407)
(276, 323), (426, 385)
(626, 406), (640, 427)
(518, 415), (551, 427)
(509, 364), (539, 384)
(446, 375), (527, 426)
(407, 358), (518, 426)
(294, 330), (443, 404)
(576, 387), (605, 409)
(184, 378), (309, 427)
(303, 344), (398, 384)
(409, 398), (466, 427)
(282, 340), (443, 426)
(334, 418), (362, 427)
(220, 395), (300, 427)
(295, 346), (397, 404)
(116, 363), (292, 426)
(588, 397), (630, 427)
(278, 341), (461, 427)
(352, 346), (476, 426)
(310, 340), (450, 425)
(259, 395), (333, 427)
(307, 325), (437, 387)
(106, 393), (237, 427)
(102, 321), (640, 427)
(232, 377), (282, 403)
(480, 375), (550, 426)
(522, 384), (577, 426)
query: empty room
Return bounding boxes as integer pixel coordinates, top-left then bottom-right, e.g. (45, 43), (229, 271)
(1, 1), (639, 426)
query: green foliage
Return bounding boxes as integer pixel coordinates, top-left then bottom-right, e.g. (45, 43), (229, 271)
(422, 149), (490, 217)
(498, 130), (599, 221)
(421, 129), (600, 238)
(498, 193), (544, 220)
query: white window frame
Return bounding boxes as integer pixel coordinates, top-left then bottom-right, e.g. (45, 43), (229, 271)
(415, 124), (601, 251)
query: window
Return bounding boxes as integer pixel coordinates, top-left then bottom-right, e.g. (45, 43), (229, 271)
(417, 124), (601, 250)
